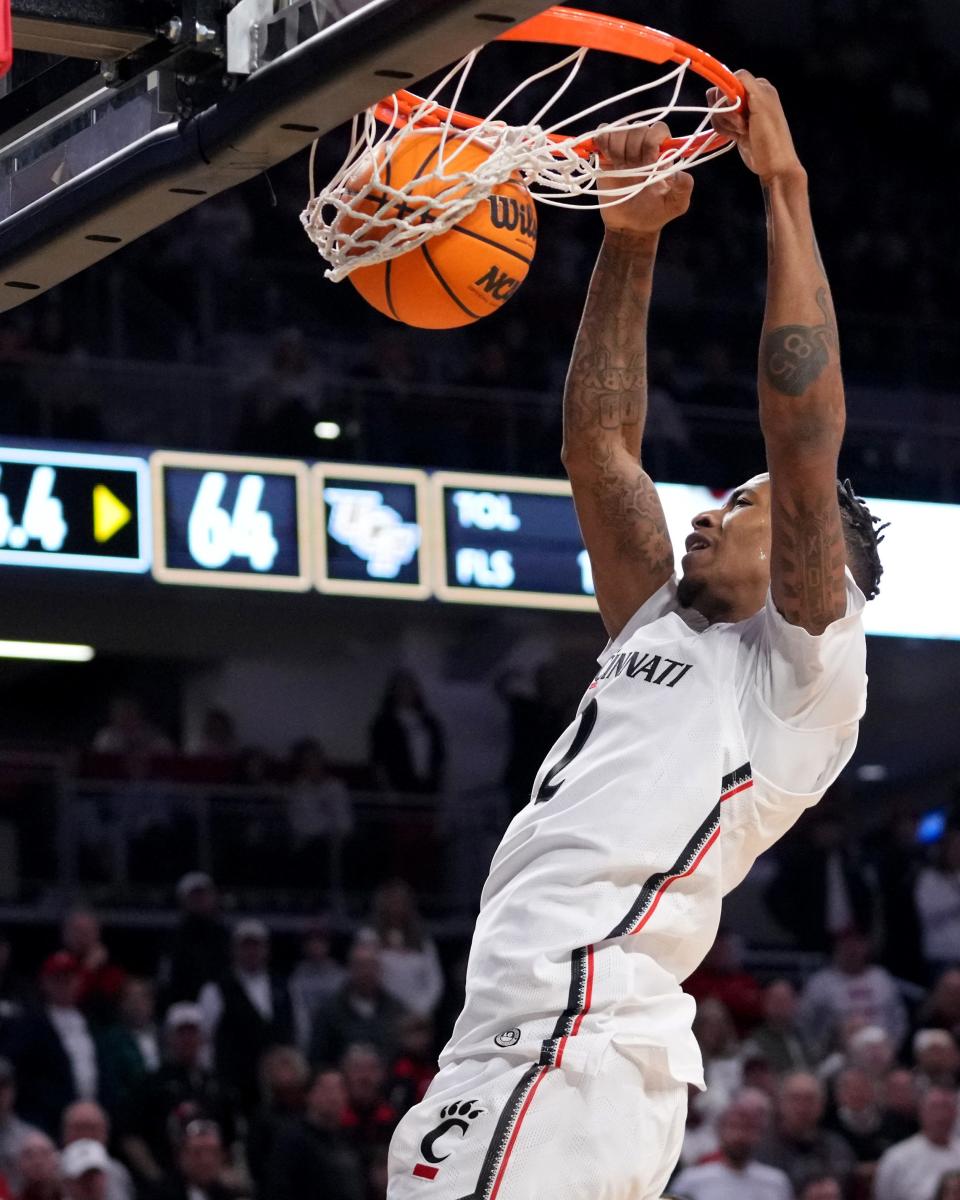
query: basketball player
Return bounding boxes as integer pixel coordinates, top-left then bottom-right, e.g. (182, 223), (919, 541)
(387, 73), (885, 1200)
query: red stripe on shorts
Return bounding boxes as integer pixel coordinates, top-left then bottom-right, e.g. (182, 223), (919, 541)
(488, 1066), (550, 1200)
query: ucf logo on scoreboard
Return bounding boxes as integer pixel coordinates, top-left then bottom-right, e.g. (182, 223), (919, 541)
(313, 464), (430, 600)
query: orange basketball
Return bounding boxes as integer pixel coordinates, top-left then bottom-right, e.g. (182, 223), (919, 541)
(342, 131), (537, 329)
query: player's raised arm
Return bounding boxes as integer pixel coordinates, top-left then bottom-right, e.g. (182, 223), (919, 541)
(711, 74), (847, 634)
(562, 123), (693, 640)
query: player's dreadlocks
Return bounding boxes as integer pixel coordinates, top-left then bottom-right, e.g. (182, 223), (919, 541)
(837, 478), (888, 601)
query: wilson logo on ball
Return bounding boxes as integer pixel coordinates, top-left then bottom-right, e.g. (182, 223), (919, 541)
(487, 195), (537, 239)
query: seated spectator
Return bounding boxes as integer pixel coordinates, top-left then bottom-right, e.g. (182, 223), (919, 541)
(96, 978), (160, 1121)
(740, 1053), (777, 1101)
(938, 1171), (960, 1200)
(765, 811), (876, 954)
(159, 875), (230, 1006)
(0, 931), (31, 1031)
(285, 741), (353, 885)
(497, 661), (571, 817)
(797, 1176), (843, 1200)
(881, 1068), (920, 1142)
(845, 1023), (897, 1081)
(825, 1066), (900, 1163)
(121, 1003), (239, 1187)
(0, 1058), (39, 1193)
(367, 1143), (389, 1200)
(263, 1069), (364, 1200)
(60, 909), (126, 1026)
(691, 999), (742, 1122)
(360, 882), (443, 1019)
(915, 829), (960, 977)
(6, 954), (99, 1135)
(741, 979), (812, 1075)
(339, 1044), (398, 1158)
(874, 1087), (960, 1200)
(246, 1047), (309, 1186)
(153, 1121), (246, 1200)
(289, 921), (346, 1054)
(921, 969), (960, 1042)
(388, 1014), (437, 1115)
(671, 1092), (792, 1199)
(798, 931), (907, 1060)
(60, 1141), (109, 1200)
(310, 942), (407, 1067)
(16, 1131), (62, 1200)
(370, 672), (445, 796)
(685, 930), (764, 1035)
(60, 1103), (132, 1200)
(198, 921), (294, 1114)
(679, 1083), (722, 1170)
(914, 1028), (960, 1090)
(756, 1071), (857, 1193)
(187, 710), (238, 760)
(92, 695), (173, 761)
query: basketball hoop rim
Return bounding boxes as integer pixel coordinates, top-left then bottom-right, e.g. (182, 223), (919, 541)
(373, 6), (747, 159)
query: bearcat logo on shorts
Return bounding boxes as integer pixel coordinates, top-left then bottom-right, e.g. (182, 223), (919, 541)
(411, 1100), (484, 1181)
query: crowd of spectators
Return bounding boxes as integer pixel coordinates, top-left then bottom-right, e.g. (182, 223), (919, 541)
(0, 874), (451, 1200)
(0, 866), (959, 1200)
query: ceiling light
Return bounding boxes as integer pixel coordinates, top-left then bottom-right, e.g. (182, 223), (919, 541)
(0, 640), (95, 662)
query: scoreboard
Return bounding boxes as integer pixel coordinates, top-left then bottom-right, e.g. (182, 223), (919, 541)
(151, 451), (311, 591)
(432, 472), (594, 611)
(313, 463), (431, 601)
(0, 447), (149, 573)
(0, 441), (954, 640)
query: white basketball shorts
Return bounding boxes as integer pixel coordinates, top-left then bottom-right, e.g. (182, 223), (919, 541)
(386, 1046), (687, 1200)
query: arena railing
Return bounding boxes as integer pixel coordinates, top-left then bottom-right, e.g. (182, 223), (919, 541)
(0, 750), (506, 925)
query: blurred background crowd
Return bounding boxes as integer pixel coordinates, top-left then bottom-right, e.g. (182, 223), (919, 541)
(0, 675), (958, 1200)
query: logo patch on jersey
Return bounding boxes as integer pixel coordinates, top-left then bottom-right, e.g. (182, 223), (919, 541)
(595, 650), (693, 688)
(494, 1027), (520, 1048)
(413, 1101), (484, 1180)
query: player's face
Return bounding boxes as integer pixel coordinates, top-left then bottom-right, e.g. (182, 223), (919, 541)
(677, 474), (772, 621)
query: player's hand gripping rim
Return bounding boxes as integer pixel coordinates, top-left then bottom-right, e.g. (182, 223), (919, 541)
(595, 122), (694, 237)
(707, 70), (805, 183)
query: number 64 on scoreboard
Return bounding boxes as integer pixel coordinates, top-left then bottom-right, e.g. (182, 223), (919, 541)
(150, 452), (312, 591)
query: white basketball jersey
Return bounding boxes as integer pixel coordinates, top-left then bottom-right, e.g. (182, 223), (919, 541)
(442, 574), (867, 1088)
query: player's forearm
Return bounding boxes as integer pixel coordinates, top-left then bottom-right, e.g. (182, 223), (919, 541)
(758, 169), (845, 454)
(561, 231), (658, 473)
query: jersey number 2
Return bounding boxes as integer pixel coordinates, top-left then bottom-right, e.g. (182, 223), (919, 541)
(534, 699), (598, 804)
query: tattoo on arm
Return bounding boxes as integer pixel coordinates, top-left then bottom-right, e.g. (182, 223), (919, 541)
(760, 287), (838, 398)
(564, 236), (674, 590)
(772, 491), (847, 632)
(587, 442), (673, 574)
(564, 239), (652, 438)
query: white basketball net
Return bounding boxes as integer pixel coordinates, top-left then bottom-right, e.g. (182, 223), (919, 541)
(301, 43), (742, 282)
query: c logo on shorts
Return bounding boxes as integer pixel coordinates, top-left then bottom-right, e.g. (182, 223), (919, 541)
(494, 1028), (520, 1048)
(412, 1101), (484, 1180)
